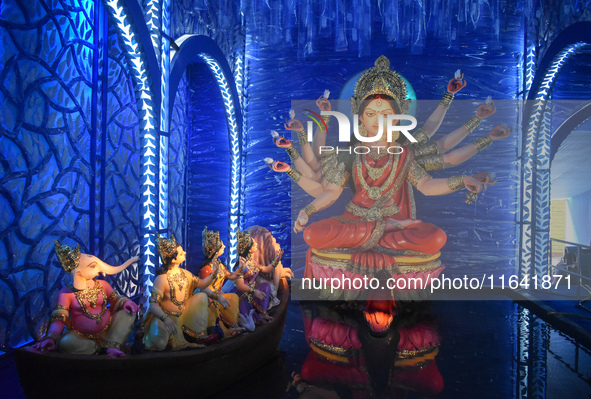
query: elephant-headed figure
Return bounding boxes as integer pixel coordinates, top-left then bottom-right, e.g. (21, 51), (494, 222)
(33, 241), (139, 357)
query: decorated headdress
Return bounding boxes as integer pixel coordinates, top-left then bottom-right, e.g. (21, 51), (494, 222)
(202, 227), (222, 258)
(237, 230), (254, 257)
(351, 55), (410, 115)
(157, 234), (179, 265)
(54, 240), (81, 273)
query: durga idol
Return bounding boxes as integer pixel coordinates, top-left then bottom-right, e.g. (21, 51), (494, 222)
(289, 56), (493, 329)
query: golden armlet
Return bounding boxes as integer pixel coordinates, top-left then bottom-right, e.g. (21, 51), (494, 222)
(149, 290), (163, 304)
(416, 155), (444, 171)
(472, 135), (493, 152)
(115, 296), (129, 311)
(286, 145), (301, 161)
(439, 92), (454, 109)
(407, 162), (432, 187)
(49, 308), (70, 326)
(448, 175), (466, 191)
(286, 166), (302, 182)
(414, 141), (439, 157)
(303, 204), (317, 217)
(463, 116), (481, 133)
(412, 128), (430, 145)
(297, 130), (309, 147)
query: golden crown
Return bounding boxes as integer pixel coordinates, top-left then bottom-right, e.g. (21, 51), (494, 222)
(202, 227), (222, 258)
(351, 55), (410, 115)
(237, 230), (254, 256)
(54, 240), (80, 273)
(157, 234), (178, 264)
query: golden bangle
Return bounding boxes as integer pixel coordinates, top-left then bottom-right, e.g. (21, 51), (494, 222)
(448, 175), (466, 191)
(303, 204), (317, 217)
(439, 92), (454, 109)
(463, 116), (481, 133)
(286, 145), (301, 161)
(286, 166), (302, 182)
(297, 130), (309, 146)
(472, 135), (493, 152)
(321, 115), (331, 125)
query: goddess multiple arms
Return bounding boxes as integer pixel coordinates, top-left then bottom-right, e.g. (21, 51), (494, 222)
(270, 74), (503, 232)
(420, 73), (468, 138)
(437, 125), (512, 169)
(433, 102), (497, 153)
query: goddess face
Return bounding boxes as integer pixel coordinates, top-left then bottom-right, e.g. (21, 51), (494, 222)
(216, 242), (226, 257)
(172, 245), (186, 266)
(250, 240), (259, 255)
(359, 98), (399, 140)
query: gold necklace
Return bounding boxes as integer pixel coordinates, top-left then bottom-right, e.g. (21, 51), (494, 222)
(356, 153), (399, 200)
(71, 280), (107, 324)
(368, 146), (389, 161)
(167, 270), (188, 311)
(362, 153), (393, 180)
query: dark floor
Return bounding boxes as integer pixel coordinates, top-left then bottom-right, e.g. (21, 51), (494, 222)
(3, 295), (591, 398)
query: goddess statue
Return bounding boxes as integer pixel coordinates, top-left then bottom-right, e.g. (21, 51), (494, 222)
(33, 241), (139, 357)
(199, 227), (242, 338)
(269, 56), (509, 329)
(142, 234), (217, 350)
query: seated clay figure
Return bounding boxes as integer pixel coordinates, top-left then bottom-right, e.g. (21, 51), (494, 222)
(199, 227), (243, 338)
(229, 231), (275, 326)
(247, 225), (293, 310)
(33, 241), (139, 357)
(143, 234), (218, 350)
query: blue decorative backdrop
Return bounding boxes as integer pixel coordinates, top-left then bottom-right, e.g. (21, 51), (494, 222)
(169, 73), (188, 244)
(185, 63), (231, 270)
(0, 0), (141, 352)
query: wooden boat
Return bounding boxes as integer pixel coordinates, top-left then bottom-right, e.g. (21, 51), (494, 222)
(15, 279), (290, 399)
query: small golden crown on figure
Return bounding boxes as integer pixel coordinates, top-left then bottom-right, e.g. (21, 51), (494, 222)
(237, 230), (254, 256)
(351, 55), (410, 115)
(54, 240), (80, 273)
(157, 234), (178, 263)
(202, 227), (222, 258)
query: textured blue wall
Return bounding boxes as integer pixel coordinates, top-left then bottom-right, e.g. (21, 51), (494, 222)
(0, 0), (141, 351)
(169, 73), (188, 245)
(185, 63), (231, 271)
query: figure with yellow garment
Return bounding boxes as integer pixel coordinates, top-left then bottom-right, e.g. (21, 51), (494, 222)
(199, 227), (243, 338)
(33, 241), (139, 357)
(143, 234), (218, 350)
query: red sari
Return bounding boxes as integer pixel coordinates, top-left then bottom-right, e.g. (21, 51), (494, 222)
(303, 147), (446, 294)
